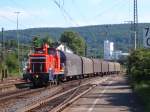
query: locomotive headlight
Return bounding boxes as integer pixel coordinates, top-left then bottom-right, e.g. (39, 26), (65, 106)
(60, 69), (64, 72)
(35, 75), (39, 78)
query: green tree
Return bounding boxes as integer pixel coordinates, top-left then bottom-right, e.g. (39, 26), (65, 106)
(42, 34), (53, 47)
(32, 36), (42, 47)
(60, 31), (85, 56)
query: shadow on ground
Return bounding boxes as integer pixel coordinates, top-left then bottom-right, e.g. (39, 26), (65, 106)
(71, 76), (143, 112)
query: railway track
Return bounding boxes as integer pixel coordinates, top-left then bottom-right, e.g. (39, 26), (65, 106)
(50, 84), (95, 112)
(27, 83), (93, 112)
(21, 76), (111, 112)
(0, 77), (20, 85)
(0, 80), (79, 102)
(0, 87), (44, 102)
(0, 75), (112, 112)
(0, 77), (26, 87)
(0, 84), (63, 112)
(0, 79), (30, 93)
(50, 76), (113, 112)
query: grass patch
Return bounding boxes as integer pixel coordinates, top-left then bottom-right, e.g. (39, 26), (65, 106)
(134, 81), (150, 112)
(9, 71), (22, 78)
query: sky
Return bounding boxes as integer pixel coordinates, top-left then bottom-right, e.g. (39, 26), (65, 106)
(0, 0), (150, 30)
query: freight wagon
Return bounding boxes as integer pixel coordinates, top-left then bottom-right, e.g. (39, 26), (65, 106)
(24, 44), (121, 87)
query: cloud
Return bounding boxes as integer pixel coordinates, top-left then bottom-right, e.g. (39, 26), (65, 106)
(0, 6), (49, 22)
(0, 6), (52, 29)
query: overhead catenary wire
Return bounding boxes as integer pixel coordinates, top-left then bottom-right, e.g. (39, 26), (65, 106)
(0, 15), (16, 25)
(0, 14), (28, 29)
(53, 0), (102, 57)
(69, 1), (101, 56)
(0, 14), (34, 59)
(0, 0), (29, 29)
(2, 0), (50, 39)
(8, 0), (45, 24)
(52, 0), (73, 26)
(94, 0), (125, 18)
(70, 0), (130, 57)
(0, 15), (33, 42)
(52, 0), (80, 26)
(0, 13), (35, 39)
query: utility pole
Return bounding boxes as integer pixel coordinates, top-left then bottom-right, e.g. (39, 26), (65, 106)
(85, 41), (87, 57)
(1, 27), (5, 65)
(1, 28), (5, 81)
(133, 0), (138, 50)
(15, 11), (21, 75)
(105, 25), (109, 41)
(124, 21), (134, 51)
(1, 28), (4, 61)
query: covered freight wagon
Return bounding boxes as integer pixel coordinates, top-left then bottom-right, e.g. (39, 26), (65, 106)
(108, 62), (115, 74)
(92, 59), (102, 74)
(81, 57), (93, 75)
(114, 62), (121, 73)
(61, 52), (82, 77)
(101, 61), (109, 75)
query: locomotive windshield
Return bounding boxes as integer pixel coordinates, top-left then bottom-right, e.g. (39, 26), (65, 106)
(30, 56), (46, 73)
(48, 48), (56, 55)
(34, 48), (45, 54)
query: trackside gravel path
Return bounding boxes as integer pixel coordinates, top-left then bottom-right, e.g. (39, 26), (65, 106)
(62, 75), (142, 112)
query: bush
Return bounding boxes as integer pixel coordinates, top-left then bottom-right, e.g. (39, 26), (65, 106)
(131, 68), (143, 83)
(5, 52), (18, 74)
(127, 49), (150, 112)
(128, 49), (150, 83)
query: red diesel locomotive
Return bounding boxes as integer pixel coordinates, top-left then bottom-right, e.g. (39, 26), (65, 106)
(25, 44), (65, 86)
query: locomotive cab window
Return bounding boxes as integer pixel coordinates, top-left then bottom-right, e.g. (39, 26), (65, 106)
(34, 48), (45, 54)
(48, 48), (56, 55)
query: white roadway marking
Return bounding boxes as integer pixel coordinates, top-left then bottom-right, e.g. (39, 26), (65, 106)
(88, 78), (114, 112)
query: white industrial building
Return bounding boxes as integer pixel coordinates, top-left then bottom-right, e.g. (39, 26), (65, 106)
(113, 51), (130, 60)
(104, 40), (114, 60)
(56, 43), (73, 54)
(112, 50), (122, 60)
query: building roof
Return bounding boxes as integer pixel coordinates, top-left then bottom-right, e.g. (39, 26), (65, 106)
(51, 42), (61, 48)
(52, 42), (73, 53)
